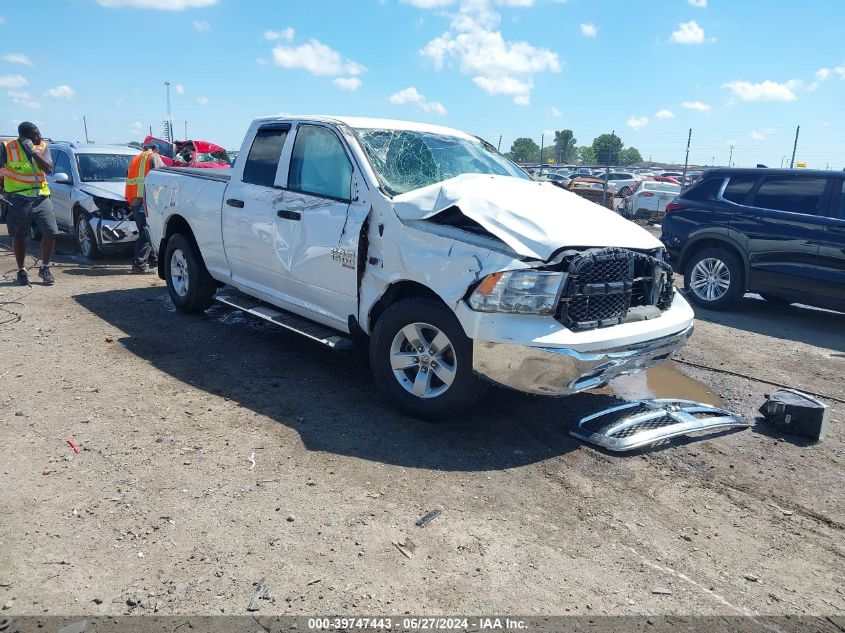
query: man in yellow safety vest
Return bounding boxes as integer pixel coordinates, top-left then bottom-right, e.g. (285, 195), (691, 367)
(0, 122), (58, 285)
(125, 142), (164, 273)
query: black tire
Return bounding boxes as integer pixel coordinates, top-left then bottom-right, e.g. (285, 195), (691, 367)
(164, 233), (216, 313)
(760, 293), (792, 306)
(75, 212), (104, 259)
(684, 247), (743, 310)
(369, 297), (486, 421)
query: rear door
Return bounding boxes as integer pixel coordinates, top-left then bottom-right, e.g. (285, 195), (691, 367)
(736, 174), (829, 296)
(220, 123), (291, 292)
(815, 178), (845, 306)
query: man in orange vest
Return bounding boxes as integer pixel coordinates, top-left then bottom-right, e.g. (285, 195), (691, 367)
(125, 142), (164, 273)
(0, 122), (58, 285)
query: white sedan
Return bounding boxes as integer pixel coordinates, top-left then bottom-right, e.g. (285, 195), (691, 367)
(622, 180), (682, 221)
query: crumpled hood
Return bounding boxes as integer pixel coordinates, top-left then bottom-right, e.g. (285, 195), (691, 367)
(392, 173), (662, 260)
(78, 181), (125, 201)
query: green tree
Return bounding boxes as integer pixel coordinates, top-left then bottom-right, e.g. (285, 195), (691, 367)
(127, 141), (143, 149)
(619, 147), (643, 165)
(509, 137), (540, 163)
(576, 145), (596, 164)
(591, 132), (624, 165)
(552, 129), (577, 163)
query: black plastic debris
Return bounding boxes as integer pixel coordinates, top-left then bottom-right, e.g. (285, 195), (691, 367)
(416, 509), (441, 527)
(759, 389), (829, 441)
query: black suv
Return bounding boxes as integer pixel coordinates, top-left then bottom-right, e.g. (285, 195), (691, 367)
(661, 168), (845, 311)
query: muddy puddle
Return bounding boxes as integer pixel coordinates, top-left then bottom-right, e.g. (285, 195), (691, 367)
(607, 360), (723, 407)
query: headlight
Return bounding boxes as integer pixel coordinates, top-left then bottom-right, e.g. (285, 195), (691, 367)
(468, 270), (566, 315)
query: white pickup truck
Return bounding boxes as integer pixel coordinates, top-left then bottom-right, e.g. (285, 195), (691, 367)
(145, 116), (694, 420)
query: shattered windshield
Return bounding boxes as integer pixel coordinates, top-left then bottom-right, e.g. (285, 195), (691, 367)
(76, 153), (134, 182)
(354, 128), (529, 195)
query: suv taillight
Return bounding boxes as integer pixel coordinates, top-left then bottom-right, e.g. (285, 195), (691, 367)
(665, 201), (686, 213)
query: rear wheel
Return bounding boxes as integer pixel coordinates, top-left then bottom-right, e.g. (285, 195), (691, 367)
(76, 213), (103, 259)
(684, 247), (743, 309)
(164, 233), (216, 313)
(370, 297), (486, 421)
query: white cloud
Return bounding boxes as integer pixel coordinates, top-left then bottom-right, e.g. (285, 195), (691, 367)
(193, 20), (210, 31)
(549, 106), (562, 117)
(722, 79), (802, 102)
(333, 77), (362, 91)
(96, 0), (218, 9)
(45, 84), (74, 98)
(627, 116), (648, 130)
(688, 0), (707, 7)
(579, 23), (597, 37)
(668, 20), (713, 45)
(814, 67), (830, 81)
(7, 89), (39, 109)
(749, 131), (766, 141)
(401, 0), (454, 6)
(655, 108), (674, 120)
(264, 27), (295, 41)
(174, 83), (185, 95)
(272, 39), (365, 77)
(835, 66), (845, 79)
(681, 100), (711, 112)
(389, 86), (447, 115)
(0, 16), (6, 24)
(131, 121), (144, 132)
(419, 1), (561, 105)
(2, 53), (33, 66)
(197, 96), (209, 104)
(0, 74), (27, 89)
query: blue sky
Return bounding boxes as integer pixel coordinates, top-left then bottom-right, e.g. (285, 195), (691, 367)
(1, 0), (843, 167)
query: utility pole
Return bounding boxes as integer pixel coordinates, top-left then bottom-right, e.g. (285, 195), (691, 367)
(789, 125), (800, 168)
(184, 120), (188, 140)
(728, 145), (734, 167)
(83, 115), (91, 144)
(681, 128), (692, 185)
(539, 133), (544, 171)
(149, 125), (153, 137)
(164, 81), (173, 142)
(497, 134), (502, 152)
(712, 156), (715, 167)
(780, 156), (786, 168)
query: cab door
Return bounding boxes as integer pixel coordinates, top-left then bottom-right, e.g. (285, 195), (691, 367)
(47, 148), (75, 230)
(816, 178), (845, 306)
(272, 123), (369, 326)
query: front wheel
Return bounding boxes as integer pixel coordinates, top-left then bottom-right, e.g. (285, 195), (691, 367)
(164, 233), (217, 313)
(76, 213), (103, 259)
(369, 297), (486, 421)
(684, 247), (743, 309)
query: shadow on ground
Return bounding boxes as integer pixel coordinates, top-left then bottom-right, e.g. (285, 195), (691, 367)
(689, 293), (845, 353)
(73, 286), (625, 472)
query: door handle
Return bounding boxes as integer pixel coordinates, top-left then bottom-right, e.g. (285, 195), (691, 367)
(226, 198), (244, 208)
(277, 210), (301, 221)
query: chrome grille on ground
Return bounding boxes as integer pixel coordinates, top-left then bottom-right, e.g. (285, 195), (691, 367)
(556, 248), (674, 331)
(571, 399), (749, 452)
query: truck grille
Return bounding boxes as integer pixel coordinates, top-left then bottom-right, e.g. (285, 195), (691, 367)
(557, 248), (674, 331)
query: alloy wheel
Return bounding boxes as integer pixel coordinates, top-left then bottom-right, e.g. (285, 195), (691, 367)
(689, 257), (730, 302)
(389, 322), (457, 399)
(170, 248), (190, 297)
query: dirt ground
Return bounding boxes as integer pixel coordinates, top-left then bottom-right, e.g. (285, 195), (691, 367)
(0, 228), (843, 621)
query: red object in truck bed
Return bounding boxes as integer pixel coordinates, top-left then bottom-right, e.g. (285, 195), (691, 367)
(142, 136), (230, 168)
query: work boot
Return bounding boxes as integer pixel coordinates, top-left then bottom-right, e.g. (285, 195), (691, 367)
(131, 264), (154, 274)
(17, 269), (29, 286)
(38, 266), (55, 285)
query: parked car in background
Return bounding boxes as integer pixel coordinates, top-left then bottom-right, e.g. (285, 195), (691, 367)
(596, 172), (640, 196)
(622, 180), (682, 222)
(142, 136), (231, 169)
(661, 168), (845, 311)
(567, 177), (614, 208)
(651, 175), (682, 186)
(146, 115), (692, 419)
(537, 172), (572, 188)
(47, 142), (139, 258)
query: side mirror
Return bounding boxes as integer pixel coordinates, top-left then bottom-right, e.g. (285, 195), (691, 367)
(53, 172), (72, 185)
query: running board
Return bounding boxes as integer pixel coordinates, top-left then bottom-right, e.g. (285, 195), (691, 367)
(215, 289), (354, 351)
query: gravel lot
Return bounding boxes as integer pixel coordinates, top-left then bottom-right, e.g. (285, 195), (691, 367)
(1, 228), (843, 620)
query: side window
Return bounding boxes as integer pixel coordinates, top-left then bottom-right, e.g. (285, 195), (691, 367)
(52, 150), (73, 180)
(242, 126), (289, 187)
(288, 125), (352, 201)
(751, 176), (827, 215)
(722, 175), (757, 204)
(681, 176), (724, 202)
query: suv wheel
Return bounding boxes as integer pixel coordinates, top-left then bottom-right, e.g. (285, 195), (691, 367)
(684, 247), (743, 309)
(164, 233), (217, 313)
(76, 213), (103, 259)
(369, 297), (486, 421)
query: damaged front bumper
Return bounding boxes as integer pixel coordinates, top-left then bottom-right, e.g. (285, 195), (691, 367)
(92, 217), (139, 246)
(473, 324), (693, 396)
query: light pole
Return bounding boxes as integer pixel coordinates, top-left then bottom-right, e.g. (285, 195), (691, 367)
(164, 82), (173, 141)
